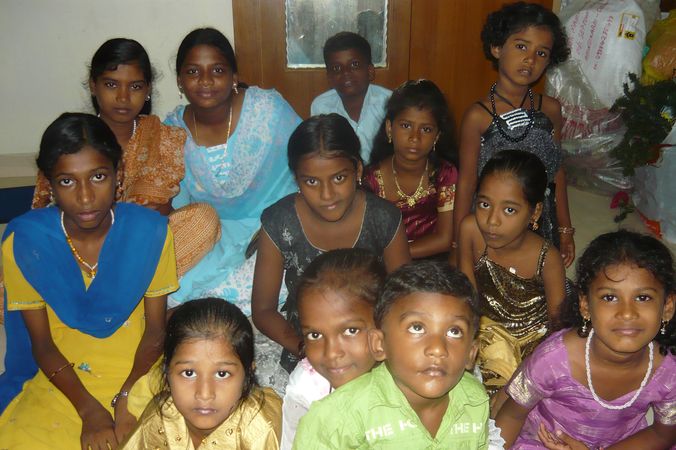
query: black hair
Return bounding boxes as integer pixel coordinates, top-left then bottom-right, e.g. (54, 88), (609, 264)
(160, 298), (257, 404)
(36, 113), (122, 179)
(370, 79), (457, 168)
(287, 113), (362, 174)
(375, 260), (481, 335)
(481, 1), (570, 70)
(89, 38), (154, 115)
(323, 31), (373, 66)
(559, 230), (675, 354)
(176, 27), (238, 75)
(477, 149), (548, 209)
(297, 248), (386, 313)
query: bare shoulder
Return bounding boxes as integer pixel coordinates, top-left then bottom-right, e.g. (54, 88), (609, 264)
(540, 94), (562, 118)
(462, 101), (492, 129)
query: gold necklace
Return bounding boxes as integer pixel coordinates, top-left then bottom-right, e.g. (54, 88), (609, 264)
(60, 209), (114, 279)
(192, 103), (233, 150)
(391, 158), (428, 207)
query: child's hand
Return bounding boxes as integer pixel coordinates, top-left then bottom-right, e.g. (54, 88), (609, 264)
(538, 423), (589, 450)
(114, 401), (137, 444)
(80, 402), (118, 450)
(559, 233), (575, 268)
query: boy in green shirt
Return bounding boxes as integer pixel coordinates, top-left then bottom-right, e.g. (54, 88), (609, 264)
(293, 260), (489, 449)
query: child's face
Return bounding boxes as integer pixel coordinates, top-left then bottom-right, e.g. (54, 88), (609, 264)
(491, 26), (553, 87)
(51, 145), (116, 233)
(580, 263), (675, 355)
(386, 107), (439, 164)
(475, 172), (540, 250)
(168, 337), (246, 444)
(299, 287), (376, 388)
(295, 154), (362, 223)
(178, 44), (237, 110)
(325, 49), (374, 100)
(89, 63), (150, 125)
(369, 293), (478, 411)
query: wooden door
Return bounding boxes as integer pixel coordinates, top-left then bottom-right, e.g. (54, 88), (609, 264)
(233, 0), (411, 118)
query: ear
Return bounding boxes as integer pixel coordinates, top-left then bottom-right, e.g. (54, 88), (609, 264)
(88, 78), (96, 96)
(663, 293), (675, 322)
(490, 45), (502, 60)
(579, 292), (590, 321)
(368, 64), (375, 82)
(464, 338), (480, 371)
(368, 329), (387, 362)
(356, 160), (364, 181)
(385, 119), (392, 141)
(232, 73), (239, 88)
(531, 202), (544, 223)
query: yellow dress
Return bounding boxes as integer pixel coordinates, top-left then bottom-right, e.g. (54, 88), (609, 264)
(0, 227), (178, 450)
(121, 387), (282, 450)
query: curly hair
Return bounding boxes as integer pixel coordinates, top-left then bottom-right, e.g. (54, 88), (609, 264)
(558, 230), (675, 354)
(481, 2), (570, 69)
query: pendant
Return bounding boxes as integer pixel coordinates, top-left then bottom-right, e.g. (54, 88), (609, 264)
(407, 198), (416, 207)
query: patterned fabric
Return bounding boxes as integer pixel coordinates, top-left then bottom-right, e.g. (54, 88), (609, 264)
(121, 387), (282, 449)
(477, 105), (562, 247)
(474, 242), (549, 394)
(363, 159), (457, 241)
(311, 84), (391, 162)
(165, 87), (301, 312)
(261, 192), (401, 331)
(507, 329), (676, 449)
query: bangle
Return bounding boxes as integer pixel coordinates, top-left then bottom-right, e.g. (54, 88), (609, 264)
(558, 226), (575, 235)
(450, 241), (458, 249)
(111, 390), (129, 408)
(47, 362), (74, 381)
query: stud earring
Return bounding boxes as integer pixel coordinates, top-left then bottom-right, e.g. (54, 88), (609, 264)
(178, 88), (184, 100)
(661, 320), (668, 335)
(145, 95), (151, 102)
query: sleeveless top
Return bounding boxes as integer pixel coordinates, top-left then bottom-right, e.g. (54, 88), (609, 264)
(476, 94), (562, 247)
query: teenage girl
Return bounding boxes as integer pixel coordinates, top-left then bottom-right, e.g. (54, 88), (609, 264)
(251, 114), (410, 376)
(458, 150), (565, 397)
(496, 230), (675, 449)
(0, 113), (178, 449)
(30, 38), (219, 276)
(363, 79), (458, 259)
(280, 248), (385, 449)
(121, 298), (282, 449)
(453, 2), (575, 268)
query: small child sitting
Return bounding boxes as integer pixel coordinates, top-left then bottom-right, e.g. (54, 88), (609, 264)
(293, 260), (489, 449)
(311, 31), (391, 161)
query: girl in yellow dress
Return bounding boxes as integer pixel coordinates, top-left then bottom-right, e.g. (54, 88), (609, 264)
(0, 113), (178, 449)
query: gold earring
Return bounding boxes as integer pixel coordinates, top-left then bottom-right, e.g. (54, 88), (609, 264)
(387, 134), (392, 144)
(178, 87), (184, 100)
(581, 318), (590, 335)
(233, 83), (239, 95)
(530, 219), (539, 231)
(661, 320), (668, 335)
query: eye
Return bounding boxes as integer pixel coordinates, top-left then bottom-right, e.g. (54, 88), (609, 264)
(213, 66), (225, 74)
(636, 295), (653, 302)
(407, 323), (425, 335)
(334, 174), (347, 183)
(58, 178), (73, 187)
(516, 43), (526, 50)
(537, 50), (549, 58)
(447, 327), (463, 339)
(104, 81), (116, 88)
(130, 83), (144, 91)
(477, 201), (490, 210)
(601, 294), (617, 303)
(504, 207), (516, 215)
(181, 369), (196, 379)
(350, 60), (361, 69)
(398, 122), (411, 129)
(92, 173), (107, 182)
(304, 178), (318, 186)
(330, 65), (342, 74)
(185, 68), (198, 76)
(305, 331), (322, 341)
(216, 370), (231, 379)
(343, 327), (360, 337)
(422, 126), (435, 134)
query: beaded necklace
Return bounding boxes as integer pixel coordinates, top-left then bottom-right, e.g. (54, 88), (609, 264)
(489, 83), (534, 143)
(391, 158), (428, 207)
(60, 209), (115, 279)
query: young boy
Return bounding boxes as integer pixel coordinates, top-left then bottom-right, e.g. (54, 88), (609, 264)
(292, 260), (489, 449)
(311, 31), (391, 162)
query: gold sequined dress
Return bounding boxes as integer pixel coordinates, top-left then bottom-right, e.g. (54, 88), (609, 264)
(474, 241), (550, 394)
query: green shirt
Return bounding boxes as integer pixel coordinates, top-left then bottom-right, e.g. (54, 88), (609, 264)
(293, 364), (489, 449)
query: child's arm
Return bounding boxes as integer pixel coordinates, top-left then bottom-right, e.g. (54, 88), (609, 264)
(113, 294), (167, 441)
(457, 214), (479, 289)
(408, 208), (453, 258)
(542, 244), (566, 325)
(452, 105), (486, 265)
(494, 397), (532, 447)
(252, 229), (303, 354)
(21, 309), (118, 450)
(382, 221), (412, 272)
(542, 95), (574, 268)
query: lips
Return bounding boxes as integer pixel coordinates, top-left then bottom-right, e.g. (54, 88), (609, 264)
(421, 366), (447, 377)
(613, 328), (642, 337)
(193, 407), (217, 415)
(484, 232), (500, 241)
(77, 210), (101, 222)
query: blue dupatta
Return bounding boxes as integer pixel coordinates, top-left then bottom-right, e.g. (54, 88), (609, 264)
(0, 202), (167, 411)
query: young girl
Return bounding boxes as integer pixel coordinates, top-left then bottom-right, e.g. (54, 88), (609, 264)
(458, 150), (565, 396)
(251, 114), (410, 379)
(31, 38), (219, 276)
(121, 298), (282, 449)
(0, 113), (178, 449)
(496, 230), (676, 449)
(363, 79), (458, 259)
(281, 248), (385, 449)
(453, 2), (575, 268)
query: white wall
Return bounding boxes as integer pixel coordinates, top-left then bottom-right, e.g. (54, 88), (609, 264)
(0, 0), (234, 157)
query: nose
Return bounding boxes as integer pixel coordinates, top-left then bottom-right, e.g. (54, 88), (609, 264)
(487, 207), (500, 227)
(617, 300), (639, 320)
(408, 127), (420, 143)
(425, 333), (449, 359)
(320, 182), (334, 202)
(325, 336), (345, 361)
(77, 181), (93, 206)
(198, 70), (213, 86)
(116, 85), (130, 103)
(195, 376), (215, 401)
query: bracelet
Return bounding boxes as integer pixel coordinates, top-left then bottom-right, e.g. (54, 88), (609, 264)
(558, 226), (575, 235)
(111, 390), (129, 408)
(48, 362), (74, 381)
(450, 241), (458, 249)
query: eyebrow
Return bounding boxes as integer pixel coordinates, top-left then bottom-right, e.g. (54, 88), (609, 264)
(53, 166), (112, 177)
(514, 38), (552, 51)
(297, 168), (350, 179)
(172, 360), (239, 366)
(593, 286), (659, 293)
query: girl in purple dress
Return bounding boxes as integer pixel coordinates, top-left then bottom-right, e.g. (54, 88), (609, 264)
(496, 230), (675, 449)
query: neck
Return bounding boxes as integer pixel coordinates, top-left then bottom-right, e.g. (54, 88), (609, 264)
(100, 116), (135, 147)
(494, 80), (529, 102)
(391, 155), (427, 175)
(590, 334), (651, 369)
(63, 209), (113, 243)
(190, 99), (232, 126)
(341, 93), (366, 121)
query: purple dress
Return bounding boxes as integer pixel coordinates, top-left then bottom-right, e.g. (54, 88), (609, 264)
(507, 329), (676, 449)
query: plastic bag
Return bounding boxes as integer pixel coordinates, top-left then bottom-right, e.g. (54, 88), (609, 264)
(641, 11), (676, 85)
